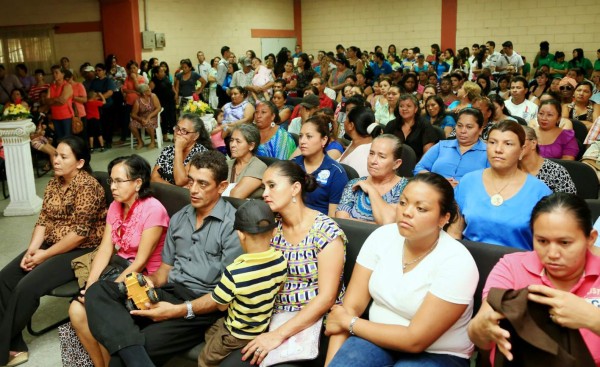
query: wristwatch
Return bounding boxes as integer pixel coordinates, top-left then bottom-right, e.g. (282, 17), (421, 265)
(184, 300), (195, 320)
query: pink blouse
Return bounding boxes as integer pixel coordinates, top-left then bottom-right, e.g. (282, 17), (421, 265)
(106, 196), (169, 274)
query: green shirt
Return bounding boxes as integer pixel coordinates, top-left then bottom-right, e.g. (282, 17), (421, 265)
(594, 59), (600, 71)
(536, 54), (554, 68)
(549, 60), (569, 79)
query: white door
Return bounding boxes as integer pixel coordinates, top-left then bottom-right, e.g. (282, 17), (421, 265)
(260, 38), (297, 59)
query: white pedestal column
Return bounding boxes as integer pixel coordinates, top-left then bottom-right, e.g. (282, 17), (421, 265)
(0, 119), (43, 216)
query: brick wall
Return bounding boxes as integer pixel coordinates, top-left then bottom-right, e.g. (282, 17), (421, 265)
(301, 0), (442, 57)
(139, 0), (294, 68)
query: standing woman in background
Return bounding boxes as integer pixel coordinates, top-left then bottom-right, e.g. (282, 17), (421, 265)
(46, 65), (74, 141)
(149, 66), (176, 142)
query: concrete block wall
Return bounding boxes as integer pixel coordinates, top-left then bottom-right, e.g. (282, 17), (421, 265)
(0, 0), (103, 71)
(456, 0), (600, 65)
(139, 0), (294, 68)
(301, 0), (442, 57)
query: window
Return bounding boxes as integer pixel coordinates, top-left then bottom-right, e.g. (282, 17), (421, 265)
(0, 27), (55, 74)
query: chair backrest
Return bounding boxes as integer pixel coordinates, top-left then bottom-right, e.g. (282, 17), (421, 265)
(460, 240), (522, 314)
(223, 196), (247, 209)
(549, 159), (599, 199)
(397, 143), (417, 178)
(290, 133), (299, 146)
(287, 96), (302, 107)
(92, 171), (113, 207)
(571, 118), (588, 144)
(150, 182), (190, 217)
(340, 163), (359, 180)
(333, 218), (379, 288)
(257, 156), (281, 167)
(585, 199), (600, 223)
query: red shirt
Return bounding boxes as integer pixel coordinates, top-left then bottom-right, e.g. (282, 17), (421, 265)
(85, 100), (104, 120)
(49, 81), (73, 120)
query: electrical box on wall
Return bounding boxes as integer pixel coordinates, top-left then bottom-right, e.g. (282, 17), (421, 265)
(155, 33), (165, 48)
(142, 31), (155, 49)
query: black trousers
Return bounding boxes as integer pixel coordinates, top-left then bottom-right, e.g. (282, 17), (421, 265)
(0, 245), (94, 365)
(85, 281), (221, 366)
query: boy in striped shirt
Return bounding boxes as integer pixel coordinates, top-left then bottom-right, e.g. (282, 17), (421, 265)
(199, 200), (287, 367)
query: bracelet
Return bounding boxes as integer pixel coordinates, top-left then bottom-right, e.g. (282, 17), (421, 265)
(348, 316), (358, 336)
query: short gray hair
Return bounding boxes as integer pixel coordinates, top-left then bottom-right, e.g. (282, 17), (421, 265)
(231, 124), (260, 155)
(136, 84), (150, 94)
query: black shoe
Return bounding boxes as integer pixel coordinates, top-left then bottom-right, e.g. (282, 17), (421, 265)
(99, 147), (105, 152)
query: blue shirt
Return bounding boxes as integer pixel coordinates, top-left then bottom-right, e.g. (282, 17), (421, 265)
(455, 170), (551, 250)
(370, 61), (393, 80)
(292, 155), (349, 215)
(414, 139), (489, 181)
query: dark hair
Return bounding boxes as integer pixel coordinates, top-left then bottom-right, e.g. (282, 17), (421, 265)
(302, 115), (331, 152)
(273, 89), (287, 101)
(104, 54), (116, 67)
(34, 69), (45, 76)
(510, 75), (528, 88)
(345, 95), (367, 109)
(555, 51), (565, 60)
(571, 48), (585, 62)
(220, 46), (230, 57)
(540, 41), (550, 51)
(230, 124), (261, 155)
(530, 193), (591, 235)
(15, 63), (27, 73)
(180, 59), (193, 69)
(425, 95), (447, 125)
(108, 155), (153, 199)
(569, 67), (584, 78)
(246, 50), (256, 59)
(258, 101), (281, 124)
(486, 41), (496, 48)
(178, 113), (213, 149)
(63, 69), (73, 79)
(347, 106), (381, 138)
(472, 96), (495, 122)
(140, 60), (149, 72)
(126, 60), (139, 70)
(159, 61), (170, 76)
(297, 53), (311, 71)
(457, 107), (484, 128)
(60, 56), (70, 63)
(189, 150), (228, 183)
(269, 160), (318, 199)
(275, 48), (290, 76)
(374, 52), (385, 61)
(374, 134), (403, 161)
(398, 94), (421, 120)
(50, 64), (63, 72)
(476, 74), (491, 95)
(274, 78), (286, 87)
(576, 81), (594, 94)
(95, 63), (106, 71)
(58, 136), (92, 173)
(400, 73), (418, 93)
(489, 120), (526, 146)
(408, 172), (458, 228)
(489, 93), (512, 117)
(148, 57), (159, 68)
(538, 98), (562, 117)
(230, 86), (248, 98)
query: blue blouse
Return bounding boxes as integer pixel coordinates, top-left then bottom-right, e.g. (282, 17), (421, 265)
(414, 139), (489, 181)
(455, 170), (551, 250)
(292, 155), (349, 215)
(336, 177), (408, 222)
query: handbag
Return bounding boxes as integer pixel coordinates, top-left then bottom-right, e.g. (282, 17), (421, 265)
(59, 322), (93, 367)
(71, 249), (132, 288)
(260, 312), (323, 367)
(71, 102), (84, 134)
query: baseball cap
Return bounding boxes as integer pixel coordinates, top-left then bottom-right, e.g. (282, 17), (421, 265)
(234, 200), (277, 234)
(299, 94), (319, 109)
(240, 56), (252, 67)
(83, 65), (94, 72)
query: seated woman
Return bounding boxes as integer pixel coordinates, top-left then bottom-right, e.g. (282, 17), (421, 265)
(562, 81), (600, 129)
(374, 83), (400, 127)
(468, 193), (600, 364)
(255, 101), (297, 160)
(384, 94), (440, 160)
(534, 99), (578, 160)
(326, 173), (479, 367)
(221, 160), (346, 367)
(151, 113), (212, 186)
(69, 155), (169, 367)
(226, 124), (267, 199)
(219, 86), (255, 137)
(271, 90), (292, 129)
(314, 108), (344, 160)
(292, 115), (349, 216)
(528, 92), (573, 130)
(425, 95), (456, 137)
(416, 108), (489, 187)
(448, 81), (481, 112)
(336, 134), (408, 225)
(338, 106), (382, 177)
(452, 121), (552, 250)
(0, 136), (106, 367)
(419, 84), (437, 113)
(130, 84), (162, 150)
(521, 126), (577, 194)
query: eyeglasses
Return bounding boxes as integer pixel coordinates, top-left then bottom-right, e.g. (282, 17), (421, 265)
(559, 86), (574, 91)
(107, 178), (134, 185)
(173, 126), (197, 135)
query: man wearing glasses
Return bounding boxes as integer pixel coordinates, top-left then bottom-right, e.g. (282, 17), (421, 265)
(86, 150), (242, 367)
(151, 113), (210, 186)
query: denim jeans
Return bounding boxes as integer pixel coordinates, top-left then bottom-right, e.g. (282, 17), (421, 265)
(53, 118), (72, 141)
(328, 336), (469, 367)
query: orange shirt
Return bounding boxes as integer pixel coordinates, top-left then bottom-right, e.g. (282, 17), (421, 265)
(49, 81), (73, 120)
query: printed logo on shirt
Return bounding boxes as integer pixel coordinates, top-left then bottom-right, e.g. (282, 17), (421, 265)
(316, 170), (330, 185)
(588, 298), (600, 308)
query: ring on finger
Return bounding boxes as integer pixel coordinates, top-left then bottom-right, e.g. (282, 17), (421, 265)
(255, 348), (261, 354)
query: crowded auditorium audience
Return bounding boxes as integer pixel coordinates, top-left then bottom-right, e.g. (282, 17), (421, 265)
(2, 36), (600, 367)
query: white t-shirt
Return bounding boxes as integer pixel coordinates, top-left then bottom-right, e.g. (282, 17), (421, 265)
(324, 87), (336, 101)
(288, 117), (302, 135)
(357, 225), (478, 358)
(505, 98), (538, 122)
(494, 52), (524, 74)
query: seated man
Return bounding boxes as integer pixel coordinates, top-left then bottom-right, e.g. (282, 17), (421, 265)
(85, 150), (243, 366)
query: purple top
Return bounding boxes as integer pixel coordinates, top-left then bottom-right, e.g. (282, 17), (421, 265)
(538, 129), (579, 159)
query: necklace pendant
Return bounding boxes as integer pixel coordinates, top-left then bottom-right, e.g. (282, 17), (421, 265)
(490, 194), (504, 206)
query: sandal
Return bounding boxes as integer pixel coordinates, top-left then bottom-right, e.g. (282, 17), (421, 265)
(6, 351), (28, 367)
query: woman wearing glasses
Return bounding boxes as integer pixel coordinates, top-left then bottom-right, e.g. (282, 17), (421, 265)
(68, 155), (169, 367)
(151, 113), (213, 186)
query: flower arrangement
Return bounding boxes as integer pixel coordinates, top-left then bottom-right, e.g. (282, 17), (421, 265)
(1, 103), (31, 121)
(182, 99), (213, 117)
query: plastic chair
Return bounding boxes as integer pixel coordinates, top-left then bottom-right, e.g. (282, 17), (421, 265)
(131, 107), (164, 150)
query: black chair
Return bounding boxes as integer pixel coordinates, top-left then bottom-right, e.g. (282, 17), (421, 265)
(549, 159), (599, 199)
(290, 133), (299, 146)
(585, 199), (600, 223)
(571, 119), (588, 160)
(223, 196), (247, 209)
(150, 182), (190, 217)
(0, 158), (8, 199)
(287, 96), (302, 107)
(397, 144), (417, 178)
(340, 163), (359, 180)
(257, 156), (280, 167)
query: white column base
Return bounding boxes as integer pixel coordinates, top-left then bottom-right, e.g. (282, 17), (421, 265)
(0, 119), (44, 216)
